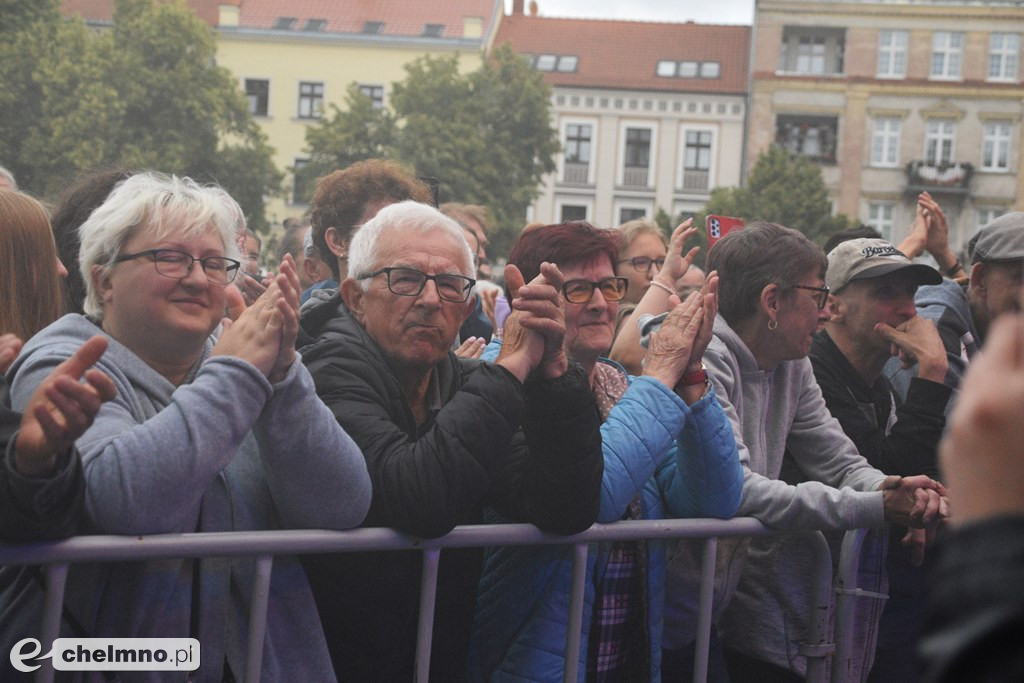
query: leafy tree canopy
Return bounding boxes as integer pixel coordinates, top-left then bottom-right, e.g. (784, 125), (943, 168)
(0, 0), (281, 231)
(698, 145), (851, 247)
(300, 44), (559, 257)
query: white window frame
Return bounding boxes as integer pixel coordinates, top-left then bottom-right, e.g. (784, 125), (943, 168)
(617, 121), (657, 187)
(866, 202), (896, 241)
(930, 31), (964, 80)
(870, 117), (901, 167)
(877, 30), (908, 79)
(988, 33), (1020, 82)
(924, 120), (956, 165)
(358, 83), (385, 110)
(977, 206), (1004, 228)
(678, 126), (715, 192)
(981, 121), (1012, 171)
(297, 81), (324, 119)
(558, 117), (598, 184)
(555, 197), (592, 223)
(613, 200), (652, 225)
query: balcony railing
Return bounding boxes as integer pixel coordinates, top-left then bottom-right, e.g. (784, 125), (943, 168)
(905, 160), (974, 195)
(682, 169), (710, 192)
(562, 161), (589, 184)
(622, 166), (649, 188)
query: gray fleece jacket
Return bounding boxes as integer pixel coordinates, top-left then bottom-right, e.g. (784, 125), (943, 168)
(7, 314), (372, 682)
(663, 316), (887, 664)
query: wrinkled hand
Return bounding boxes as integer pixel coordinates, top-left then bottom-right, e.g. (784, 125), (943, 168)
(880, 474), (949, 528)
(236, 270), (268, 307)
(642, 291), (704, 389)
(688, 271), (719, 369)
(940, 312), (1024, 525)
(15, 335), (117, 476)
(874, 315), (948, 381)
(497, 263), (568, 382)
(454, 336), (487, 359)
(660, 219), (701, 285)
(0, 333), (23, 375)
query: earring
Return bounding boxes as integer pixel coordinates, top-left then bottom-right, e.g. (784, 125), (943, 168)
(768, 319), (778, 331)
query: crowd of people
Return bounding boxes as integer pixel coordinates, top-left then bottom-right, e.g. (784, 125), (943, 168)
(0, 158), (1021, 682)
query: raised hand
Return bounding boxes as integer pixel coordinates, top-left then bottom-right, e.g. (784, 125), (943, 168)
(641, 291), (704, 393)
(15, 335), (117, 476)
(661, 219), (701, 288)
(497, 263), (568, 382)
(268, 254), (301, 383)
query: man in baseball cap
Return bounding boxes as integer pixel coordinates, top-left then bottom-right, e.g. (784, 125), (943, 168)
(811, 238), (953, 681)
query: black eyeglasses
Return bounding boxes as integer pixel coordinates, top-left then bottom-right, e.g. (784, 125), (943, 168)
(561, 277), (629, 304)
(790, 284), (830, 310)
(112, 249), (241, 286)
(359, 267), (475, 303)
(618, 256), (666, 273)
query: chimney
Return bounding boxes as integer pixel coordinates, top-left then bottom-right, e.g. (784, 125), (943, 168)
(511, 0), (524, 15)
(218, 3), (240, 27)
(529, 1), (539, 17)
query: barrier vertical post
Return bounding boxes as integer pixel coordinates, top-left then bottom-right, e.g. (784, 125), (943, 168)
(802, 532), (834, 683)
(36, 562), (68, 683)
(562, 542), (589, 683)
(243, 555), (274, 683)
(415, 548), (442, 683)
(693, 536), (718, 683)
(831, 528), (874, 683)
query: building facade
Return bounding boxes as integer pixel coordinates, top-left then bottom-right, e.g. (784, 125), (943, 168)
(749, 0), (1024, 251)
(494, 7), (750, 228)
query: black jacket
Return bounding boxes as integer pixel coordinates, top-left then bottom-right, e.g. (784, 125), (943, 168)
(298, 294), (603, 681)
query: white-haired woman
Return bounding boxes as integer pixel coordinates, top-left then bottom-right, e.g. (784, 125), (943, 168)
(7, 172), (371, 682)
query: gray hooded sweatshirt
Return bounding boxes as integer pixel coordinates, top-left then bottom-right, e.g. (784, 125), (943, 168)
(7, 314), (372, 682)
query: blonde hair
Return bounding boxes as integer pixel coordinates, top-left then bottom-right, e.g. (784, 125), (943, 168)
(0, 190), (65, 339)
(616, 217), (666, 255)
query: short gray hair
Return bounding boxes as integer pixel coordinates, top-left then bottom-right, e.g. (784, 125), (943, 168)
(78, 172), (243, 318)
(347, 201), (474, 290)
(0, 165), (16, 190)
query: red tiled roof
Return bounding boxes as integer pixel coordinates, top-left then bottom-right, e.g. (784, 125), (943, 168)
(494, 14), (750, 94)
(235, 0), (497, 38)
(62, 0), (222, 26)
(63, 0), (499, 38)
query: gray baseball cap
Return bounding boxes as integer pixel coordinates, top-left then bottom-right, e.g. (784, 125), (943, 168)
(971, 212), (1024, 263)
(826, 238), (942, 292)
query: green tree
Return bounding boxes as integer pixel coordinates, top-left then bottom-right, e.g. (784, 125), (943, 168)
(699, 145), (851, 246)
(0, 0), (282, 231)
(300, 44), (559, 257)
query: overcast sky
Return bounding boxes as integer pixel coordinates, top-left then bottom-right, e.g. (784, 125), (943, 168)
(504, 0), (754, 25)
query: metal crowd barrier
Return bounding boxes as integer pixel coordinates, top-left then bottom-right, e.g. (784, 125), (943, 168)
(0, 519), (873, 683)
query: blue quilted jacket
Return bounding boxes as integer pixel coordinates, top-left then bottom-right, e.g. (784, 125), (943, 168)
(468, 353), (743, 682)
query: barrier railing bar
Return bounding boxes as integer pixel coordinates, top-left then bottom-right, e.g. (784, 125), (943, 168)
(414, 548), (441, 683)
(831, 528), (872, 683)
(37, 562), (68, 683)
(803, 532), (834, 683)
(243, 555), (273, 683)
(563, 542), (589, 683)
(693, 536), (718, 683)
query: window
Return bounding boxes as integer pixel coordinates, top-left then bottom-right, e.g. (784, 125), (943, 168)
(302, 18), (326, 32)
(623, 128), (651, 187)
(535, 54), (557, 71)
(776, 115), (839, 163)
(563, 123), (592, 183)
(619, 207), (647, 223)
(245, 79), (269, 117)
(700, 62), (721, 78)
(272, 17), (296, 30)
(931, 32), (963, 79)
(866, 203), (895, 240)
(679, 61), (699, 77)
(422, 24), (444, 37)
(683, 130), (712, 191)
(989, 33), (1020, 81)
(870, 117), (901, 167)
(656, 60), (676, 77)
(293, 158), (313, 204)
(877, 30), (908, 78)
(978, 207), (1004, 228)
(359, 84), (384, 109)
(362, 21), (383, 34)
(556, 56), (578, 72)
(924, 120), (956, 165)
(298, 81), (323, 119)
(780, 27), (845, 75)
(560, 205), (588, 222)
(982, 121), (1011, 170)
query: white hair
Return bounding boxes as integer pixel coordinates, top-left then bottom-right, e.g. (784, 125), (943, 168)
(0, 165), (16, 190)
(347, 200), (475, 290)
(78, 172), (244, 318)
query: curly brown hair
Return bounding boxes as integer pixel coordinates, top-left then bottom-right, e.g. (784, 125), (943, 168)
(309, 159), (432, 280)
